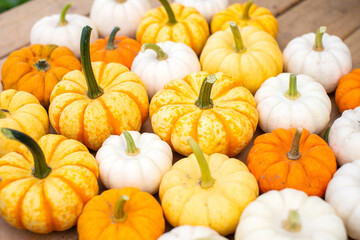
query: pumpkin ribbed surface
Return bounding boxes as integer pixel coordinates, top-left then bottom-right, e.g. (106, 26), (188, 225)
(335, 68), (360, 113)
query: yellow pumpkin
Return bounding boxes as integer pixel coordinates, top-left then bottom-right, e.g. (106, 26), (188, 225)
(0, 89), (49, 157)
(200, 22), (283, 94)
(136, 0), (209, 55)
(149, 71), (258, 157)
(49, 26), (149, 151)
(0, 128), (99, 233)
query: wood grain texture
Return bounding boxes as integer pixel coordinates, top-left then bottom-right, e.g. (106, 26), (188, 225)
(345, 27), (360, 69)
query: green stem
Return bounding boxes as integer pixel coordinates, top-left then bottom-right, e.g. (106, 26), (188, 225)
(282, 210), (302, 232)
(285, 74), (301, 100)
(313, 26), (327, 51)
(187, 137), (215, 188)
(141, 43), (168, 61)
(58, 2), (72, 26)
(242, 0), (253, 20)
(105, 27), (120, 50)
(323, 127), (330, 144)
(34, 59), (50, 72)
(287, 127), (302, 160)
(1, 128), (51, 179)
(159, 0), (177, 25)
(123, 131), (140, 156)
(0, 109), (9, 119)
(195, 74), (217, 109)
(230, 22), (246, 53)
(80, 26), (104, 99)
(113, 195), (129, 222)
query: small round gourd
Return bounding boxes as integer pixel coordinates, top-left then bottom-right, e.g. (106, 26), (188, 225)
(335, 68), (360, 113)
(158, 225), (228, 240)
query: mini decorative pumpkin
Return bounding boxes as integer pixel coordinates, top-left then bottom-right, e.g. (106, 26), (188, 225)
(158, 225), (228, 240)
(325, 159), (360, 240)
(131, 41), (201, 98)
(0, 89), (49, 157)
(90, 26), (141, 69)
(30, 2), (98, 58)
(77, 187), (165, 240)
(1, 44), (81, 108)
(328, 106), (360, 166)
(235, 188), (347, 240)
(211, 0), (278, 38)
(335, 68), (360, 113)
(49, 26), (149, 151)
(200, 22), (283, 94)
(149, 71), (258, 157)
(90, 0), (151, 38)
(95, 131), (172, 194)
(0, 128), (99, 233)
(247, 127), (337, 197)
(136, 0), (209, 55)
(255, 73), (331, 134)
(283, 26), (352, 93)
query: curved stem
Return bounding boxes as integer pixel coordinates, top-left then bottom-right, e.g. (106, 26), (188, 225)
(230, 22), (246, 53)
(282, 209), (302, 232)
(80, 26), (104, 99)
(1, 128), (51, 179)
(58, 2), (72, 26)
(287, 127), (303, 160)
(123, 131), (140, 156)
(113, 195), (129, 222)
(195, 74), (217, 109)
(141, 43), (168, 61)
(105, 27), (120, 50)
(313, 26), (327, 51)
(242, 0), (253, 20)
(34, 59), (50, 72)
(159, 0), (177, 25)
(285, 74), (301, 100)
(187, 137), (215, 188)
(0, 109), (9, 119)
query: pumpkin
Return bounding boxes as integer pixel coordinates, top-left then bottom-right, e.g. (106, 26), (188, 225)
(77, 187), (165, 240)
(335, 68), (360, 113)
(0, 81), (2, 92)
(136, 0), (209, 55)
(328, 106), (360, 166)
(254, 73), (331, 134)
(95, 131), (172, 194)
(325, 159), (360, 240)
(90, 26), (141, 69)
(90, 0), (151, 38)
(149, 71), (258, 157)
(283, 26), (352, 93)
(211, 0), (278, 38)
(49, 26), (149, 151)
(30, 2), (98, 58)
(0, 128), (99, 233)
(247, 127), (337, 197)
(131, 41), (201, 98)
(200, 22), (283, 94)
(158, 225), (228, 240)
(235, 188), (347, 240)
(0, 89), (49, 157)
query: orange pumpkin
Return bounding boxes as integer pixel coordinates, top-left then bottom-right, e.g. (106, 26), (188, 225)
(90, 27), (141, 69)
(77, 187), (165, 240)
(335, 68), (360, 113)
(246, 127), (337, 197)
(1, 44), (81, 108)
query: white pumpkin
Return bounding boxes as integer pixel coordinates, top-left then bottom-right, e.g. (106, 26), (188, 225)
(95, 131), (173, 194)
(158, 225), (228, 240)
(174, 0), (229, 23)
(283, 26), (352, 93)
(90, 0), (151, 38)
(235, 188), (347, 240)
(325, 159), (360, 240)
(131, 41), (201, 98)
(328, 106), (360, 166)
(30, 2), (98, 58)
(254, 73), (331, 134)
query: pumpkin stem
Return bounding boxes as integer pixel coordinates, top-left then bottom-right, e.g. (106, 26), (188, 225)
(282, 209), (302, 232)
(187, 137), (215, 188)
(230, 22), (246, 53)
(195, 74), (217, 110)
(242, 0), (253, 20)
(323, 127), (330, 144)
(313, 26), (327, 51)
(1, 128), (51, 179)
(141, 43), (168, 61)
(123, 131), (140, 156)
(34, 59), (50, 72)
(113, 194), (129, 222)
(287, 127), (303, 160)
(159, 0), (177, 25)
(105, 27), (120, 50)
(58, 2), (72, 26)
(285, 74), (301, 100)
(0, 109), (10, 119)
(80, 26), (104, 99)
(117, 0), (126, 3)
